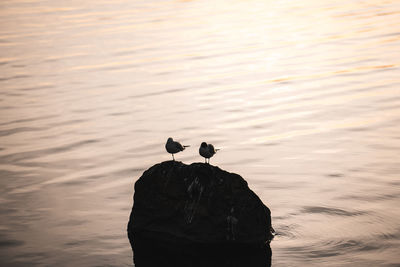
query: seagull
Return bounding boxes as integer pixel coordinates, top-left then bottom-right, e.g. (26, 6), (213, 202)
(199, 142), (220, 164)
(165, 137), (190, 161)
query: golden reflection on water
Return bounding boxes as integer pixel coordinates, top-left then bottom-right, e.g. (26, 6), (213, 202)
(1, 0), (400, 266)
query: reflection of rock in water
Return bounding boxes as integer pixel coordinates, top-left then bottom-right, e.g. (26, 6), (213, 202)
(127, 161), (273, 266)
(130, 232), (271, 267)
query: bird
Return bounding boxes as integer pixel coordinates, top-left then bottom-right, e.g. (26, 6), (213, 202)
(199, 142), (219, 164)
(165, 137), (190, 161)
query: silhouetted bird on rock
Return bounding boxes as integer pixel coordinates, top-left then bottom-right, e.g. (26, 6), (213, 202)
(199, 142), (219, 164)
(165, 137), (189, 161)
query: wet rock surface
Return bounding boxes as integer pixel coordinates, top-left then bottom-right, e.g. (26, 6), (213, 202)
(127, 161), (273, 266)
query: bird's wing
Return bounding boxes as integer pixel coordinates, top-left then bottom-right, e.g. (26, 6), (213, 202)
(208, 144), (215, 152)
(176, 142), (184, 151)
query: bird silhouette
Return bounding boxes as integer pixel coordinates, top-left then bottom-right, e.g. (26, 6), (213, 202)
(165, 137), (190, 161)
(199, 142), (219, 164)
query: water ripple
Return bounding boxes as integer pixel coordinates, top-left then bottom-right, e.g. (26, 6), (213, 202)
(302, 206), (366, 217)
(0, 126), (46, 137)
(0, 139), (101, 164)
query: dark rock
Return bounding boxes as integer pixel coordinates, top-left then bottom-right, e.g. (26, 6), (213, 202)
(132, 232), (272, 267)
(127, 161), (273, 266)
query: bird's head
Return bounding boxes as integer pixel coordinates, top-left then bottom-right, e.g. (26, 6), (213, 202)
(167, 137), (173, 142)
(201, 142), (207, 148)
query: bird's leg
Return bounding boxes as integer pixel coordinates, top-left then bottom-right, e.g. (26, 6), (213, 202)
(172, 154), (175, 161)
(204, 158), (207, 163)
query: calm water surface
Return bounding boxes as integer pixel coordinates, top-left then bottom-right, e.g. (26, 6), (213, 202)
(1, 0), (400, 266)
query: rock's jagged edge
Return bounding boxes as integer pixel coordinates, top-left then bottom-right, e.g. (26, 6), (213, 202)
(127, 161), (274, 249)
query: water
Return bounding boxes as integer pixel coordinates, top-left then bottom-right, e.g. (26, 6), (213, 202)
(1, 0), (399, 266)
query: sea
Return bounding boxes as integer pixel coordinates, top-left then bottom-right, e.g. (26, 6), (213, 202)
(0, 0), (399, 266)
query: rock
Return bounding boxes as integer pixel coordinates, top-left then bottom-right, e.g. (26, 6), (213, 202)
(127, 161), (273, 266)
(131, 232), (272, 267)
